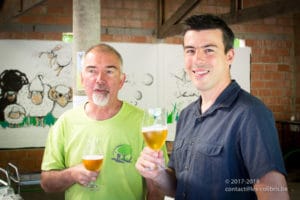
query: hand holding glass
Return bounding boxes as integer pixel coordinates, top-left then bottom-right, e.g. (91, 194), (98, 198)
(82, 138), (104, 190)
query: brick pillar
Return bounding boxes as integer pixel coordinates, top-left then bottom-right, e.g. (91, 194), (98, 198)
(294, 13), (300, 116)
(72, 0), (100, 95)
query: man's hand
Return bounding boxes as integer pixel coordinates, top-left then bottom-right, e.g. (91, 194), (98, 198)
(135, 147), (165, 180)
(136, 147), (176, 197)
(41, 163), (100, 192)
(70, 164), (100, 187)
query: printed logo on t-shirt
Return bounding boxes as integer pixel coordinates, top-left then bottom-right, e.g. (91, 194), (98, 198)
(112, 144), (133, 163)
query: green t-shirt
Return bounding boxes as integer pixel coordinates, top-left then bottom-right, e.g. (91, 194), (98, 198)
(42, 101), (168, 200)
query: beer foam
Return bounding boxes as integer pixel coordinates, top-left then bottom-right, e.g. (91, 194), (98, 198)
(142, 125), (167, 132)
(82, 154), (104, 160)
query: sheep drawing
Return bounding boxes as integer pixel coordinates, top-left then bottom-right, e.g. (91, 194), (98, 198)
(17, 74), (54, 127)
(48, 84), (73, 118)
(0, 69), (29, 121)
(3, 104), (26, 127)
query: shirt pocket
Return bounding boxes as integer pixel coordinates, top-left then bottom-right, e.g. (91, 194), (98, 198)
(193, 142), (224, 183)
(196, 142), (223, 156)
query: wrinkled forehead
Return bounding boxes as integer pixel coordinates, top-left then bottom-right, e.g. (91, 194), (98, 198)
(87, 46), (122, 64)
(83, 49), (123, 71)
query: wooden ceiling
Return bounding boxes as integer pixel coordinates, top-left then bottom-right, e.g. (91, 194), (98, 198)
(157, 0), (300, 38)
(1, 0), (300, 38)
(0, 0), (46, 23)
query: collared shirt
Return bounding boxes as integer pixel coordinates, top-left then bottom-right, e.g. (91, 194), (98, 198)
(168, 80), (286, 200)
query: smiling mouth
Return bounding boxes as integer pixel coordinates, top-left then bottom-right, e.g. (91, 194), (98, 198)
(193, 69), (209, 76)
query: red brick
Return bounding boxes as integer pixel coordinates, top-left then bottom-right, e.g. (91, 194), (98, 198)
(278, 64), (290, 72)
(251, 81), (265, 88)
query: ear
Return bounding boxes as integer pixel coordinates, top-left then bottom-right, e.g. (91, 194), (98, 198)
(226, 48), (235, 66)
(119, 73), (126, 89)
(48, 87), (57, 100)
(68, 87), (73, 101)
(80, 72), (84, 86)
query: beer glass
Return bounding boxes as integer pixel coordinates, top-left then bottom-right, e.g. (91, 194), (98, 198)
(142, 108), (168, 151)
(82, 138), (104, 190)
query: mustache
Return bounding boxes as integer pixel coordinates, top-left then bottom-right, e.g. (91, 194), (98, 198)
(94, 84), (109, 91)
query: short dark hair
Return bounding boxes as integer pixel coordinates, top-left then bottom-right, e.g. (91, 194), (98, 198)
(183, 14), (235, 53)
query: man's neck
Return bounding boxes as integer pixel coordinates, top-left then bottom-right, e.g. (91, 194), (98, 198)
(85, 100), (123, 120)
(200, 80), (231, 114)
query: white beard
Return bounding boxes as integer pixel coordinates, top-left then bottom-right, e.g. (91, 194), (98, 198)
(92, 93), (109, 107)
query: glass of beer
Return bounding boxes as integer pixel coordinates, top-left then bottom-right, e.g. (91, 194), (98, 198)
(82, 138), (104, 190)
(142, 108), (168, 151)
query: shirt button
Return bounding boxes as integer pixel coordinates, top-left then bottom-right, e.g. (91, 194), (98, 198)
(184, 166), (189, 170)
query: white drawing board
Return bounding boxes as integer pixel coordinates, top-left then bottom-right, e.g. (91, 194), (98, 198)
(0, 40), (250, 148)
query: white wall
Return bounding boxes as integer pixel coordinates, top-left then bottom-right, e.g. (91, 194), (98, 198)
(0, 40), (250, 148)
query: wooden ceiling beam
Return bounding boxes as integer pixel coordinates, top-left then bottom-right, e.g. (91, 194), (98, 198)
(157, 0), (300, 38)
(230, 0), (243, 13)
(221, 0), (300, 25)
(0, 0), (46, 23)
(157, 0), (200, 38)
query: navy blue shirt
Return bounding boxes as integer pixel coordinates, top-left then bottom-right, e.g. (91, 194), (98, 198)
(168, 81), (286, 200)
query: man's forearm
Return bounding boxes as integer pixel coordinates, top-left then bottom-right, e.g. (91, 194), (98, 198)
(41, 169), (75, 193)
(146, 179), (165, 200)
(153, 168), (177, 197)
(254, 171), (290, 200)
